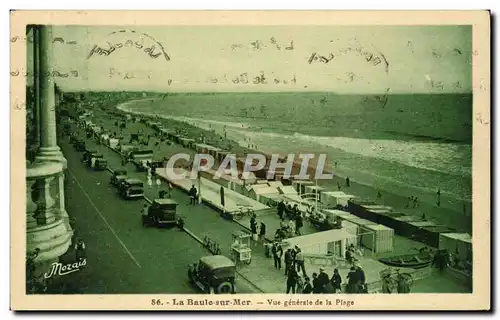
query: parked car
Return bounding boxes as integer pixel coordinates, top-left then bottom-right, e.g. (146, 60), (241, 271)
(88, 154), (107, 170)
(188, 255), (237, 294)
(110, 169), (128, 186)
(119, 178), (144, 199)
(142, 199), (181, 228)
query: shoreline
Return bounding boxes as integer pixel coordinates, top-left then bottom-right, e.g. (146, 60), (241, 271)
(113, 99), (472, 233)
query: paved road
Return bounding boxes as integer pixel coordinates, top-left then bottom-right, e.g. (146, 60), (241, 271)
(58, 134), (259, 294)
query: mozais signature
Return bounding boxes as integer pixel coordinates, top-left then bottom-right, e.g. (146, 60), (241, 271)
(44, 259), (87, 279)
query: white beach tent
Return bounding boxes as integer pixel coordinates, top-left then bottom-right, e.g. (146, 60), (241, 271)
(284, 229), (356, 258)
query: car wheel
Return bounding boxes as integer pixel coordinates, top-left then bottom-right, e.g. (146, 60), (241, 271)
(216, 281), (233, 294)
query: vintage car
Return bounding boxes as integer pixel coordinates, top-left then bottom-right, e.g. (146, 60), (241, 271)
(188, 255), (236, 294)
(110, 169), (128, 186)
(119, 178), (144, 199)
(82, 149), (99, 163)
(142, 199), (182, 228)
(87, 154), (107, 170)
(74, 139), (86, 152)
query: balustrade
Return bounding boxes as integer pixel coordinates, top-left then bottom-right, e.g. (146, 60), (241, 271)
(26, 161), (72, 263)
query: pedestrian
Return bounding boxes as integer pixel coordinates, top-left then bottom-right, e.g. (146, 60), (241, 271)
(377, 190), (382, 199)
(302, 276), (313, 293)
(312, 272), (322, 293)
(250, 216), (258, 241)
(346, 266), (359, 293)
(168, 182), (173, 198)
(414, 197), (419, 208)
(259, 221), (266, 243)
(337, 182), (342, 191)
(356, 264), (367, 293)
(317, 267), (330, 293)
(189, 185), (197, 205)
(331, 268), (342, 293)
(334, 161), (338, 168)
(272, 242), (283, 270)
(74, 238), (86, 263)
(155, 177), (161, 188)
(295, 247), (306, 276)
(147, 176), (153, 189)
(286, 266), (298, 294)
(345, 177), (350, 187)
(277, 200), (285, 220)
(295, 214), (303, 236)
(284, 249), (293, 276)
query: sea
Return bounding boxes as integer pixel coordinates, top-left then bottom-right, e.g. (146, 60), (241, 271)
(117, 92), (473, 206)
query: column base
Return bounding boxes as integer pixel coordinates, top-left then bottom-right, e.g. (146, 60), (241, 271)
(35, 147), (67, 169)
(27, 218), (72, 264)
(59, 208), (75, 245)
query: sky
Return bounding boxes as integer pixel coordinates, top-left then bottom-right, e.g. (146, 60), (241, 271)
(26, 25), (472, 94)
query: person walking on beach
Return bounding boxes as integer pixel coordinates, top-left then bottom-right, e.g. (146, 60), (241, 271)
(147, 176), (153, 189)
(413, 197), (419, 208)
(345, 177), (350, 188)
(436, 189), (441, 207)
(337, 182), (342, 191)
(155, 178), (161, 189)
(377, 190), (382, 199)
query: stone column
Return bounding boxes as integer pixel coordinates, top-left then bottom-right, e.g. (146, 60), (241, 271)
(35, 25), (66, 168)
(32, 26), (41, 148)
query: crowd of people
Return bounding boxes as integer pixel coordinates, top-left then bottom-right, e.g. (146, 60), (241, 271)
(269, 241), (367, 294)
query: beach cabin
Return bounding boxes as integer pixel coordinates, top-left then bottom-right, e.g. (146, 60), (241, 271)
(247, 184), (280, 203)
(322, 191), (356, 208)
(360, 205), (393, 223)
(389, 215), (425, 238)
(360, 224), (395, 253)
(417, 225), (457, 248)
(108, 138), (120, 149)
(340, 216), (377, 236)
(268, 181), (284, 189)
(405, 220), (439, 241)
(304, 185), (324, 202)
(438, 233), (472, 261)
(259, 193), (283, 207)
(284, 229), (357, 258)
(292, 180), (314, 196)
(347, 198), (380, 219)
